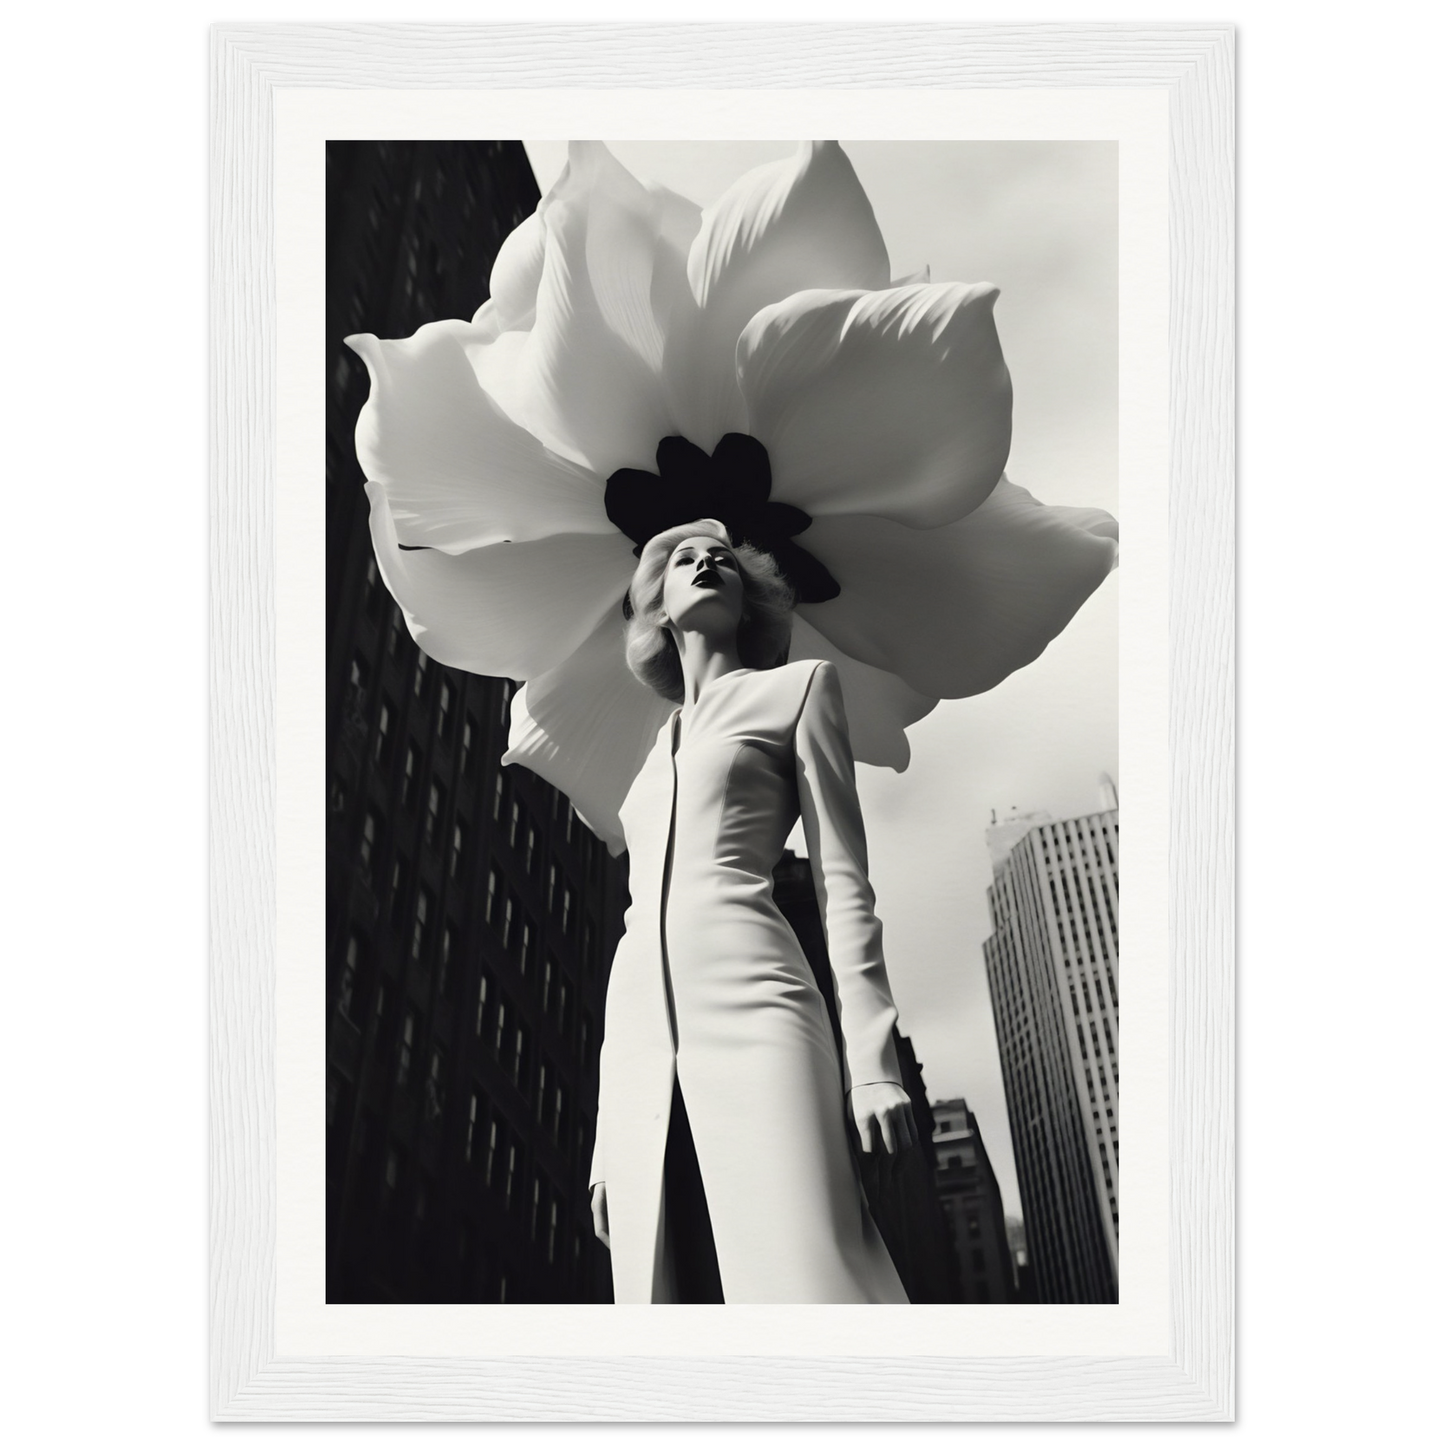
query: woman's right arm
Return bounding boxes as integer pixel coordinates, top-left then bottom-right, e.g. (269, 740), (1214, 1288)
(589, 1038), (609, 1246)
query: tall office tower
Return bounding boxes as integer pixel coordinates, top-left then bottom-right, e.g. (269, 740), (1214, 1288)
(772, 852), (963, 1302)
(931, 1098), (1018, 1303)
(325, 142), (627, 1303)
(982, 804), (1120, 1303)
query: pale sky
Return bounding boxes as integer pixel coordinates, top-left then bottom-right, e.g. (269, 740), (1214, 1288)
(525, 140), (1119, 1219)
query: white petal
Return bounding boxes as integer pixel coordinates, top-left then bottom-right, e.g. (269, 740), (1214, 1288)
(467, 298), (504, 339)
(671, 141), (890, 452)
(738, 282), (1012, 528)
(797, 477), (1118, 698)
(788, 617), (937, 770)
(365, 481), (636, 680)
(488, 209), (545, 331)
(346, 321), (610, 551)
(503, 610), (673, 856)
(497, 142), (691, 477)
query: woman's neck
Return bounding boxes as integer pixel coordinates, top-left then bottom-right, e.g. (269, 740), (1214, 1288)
(672, 628), (745, 709)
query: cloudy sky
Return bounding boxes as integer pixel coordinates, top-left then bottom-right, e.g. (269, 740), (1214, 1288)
(525, 140), (1119, 1218)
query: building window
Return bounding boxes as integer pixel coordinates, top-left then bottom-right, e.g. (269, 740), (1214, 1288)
(465, 1090), (483, 1164)
(364, 555), (385, 621)
(410, 889), (430, 961)
(536, 1062), (549, 1125)
(966, 1214), (982, 1239)
(530, 1175), (543, 1240)
(509, 799), (522, 850)
(565, 803), (576, 844)
(492, 772), (505, 822)
(413, 651), (429, 698)
(561, 885), (574, 936)
(402, 743), (420, 807)
(547, 862), (559, 913)
(510, 1023), (528, 1088)
(524, 824), (537, 878)
(459, 710), (476, 780)
(359, 810), (378, 873)
(339, 935), (359, 1020)
(552, 1083), (566, 1144)
(425, 1045), (445, 1121)
(425, 781), (443, 847)
(387, 605), (404, 656)
(373, 700), (392, 763)
(502, 893), (516, 953)
(492, 999), (508, 1060)
(449, 821), (466, 879)
(484, 1117), (500, 1187)
(557, 981), (571, 1040)
(519, 919), (536, 976)
(389, 857), (409, 927)
(582, 919), (595, 976)
(485, 865), (501, 926)
(461, 715), (477, 778)
(547, 1199), (559, 1265)
(541, 957), (555, 1016)
(397, 1012), (416, 1085)
(504, 1142), (520, 1209)
(437, 679), (453, 739)
(348, 654), (369, 704)
(474, 971), (490, 1037)
(438, 923), (453, 998)
(498, 680), (512, 725)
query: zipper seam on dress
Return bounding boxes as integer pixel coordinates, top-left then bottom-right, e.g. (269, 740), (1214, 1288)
(659, 713), (681, 1054)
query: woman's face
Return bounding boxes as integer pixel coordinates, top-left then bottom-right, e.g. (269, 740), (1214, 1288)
(661, 534), (745, 636)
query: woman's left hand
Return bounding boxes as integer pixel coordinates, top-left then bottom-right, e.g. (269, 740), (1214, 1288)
(850, 1081), (919, 1161)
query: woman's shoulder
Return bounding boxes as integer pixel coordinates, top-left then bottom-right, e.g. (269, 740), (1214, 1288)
(751, 657), (832, 697)
(739, 659), (842, 725)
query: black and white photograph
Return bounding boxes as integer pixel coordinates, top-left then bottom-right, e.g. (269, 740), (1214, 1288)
(325, 137), (1120, 1307)
(206, 16), (1242, 1427)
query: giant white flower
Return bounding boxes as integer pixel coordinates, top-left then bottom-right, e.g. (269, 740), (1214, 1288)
(348, 141), (1117, 853)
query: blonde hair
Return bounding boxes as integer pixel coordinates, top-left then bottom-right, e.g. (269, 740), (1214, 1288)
(624, 519), (795, 702)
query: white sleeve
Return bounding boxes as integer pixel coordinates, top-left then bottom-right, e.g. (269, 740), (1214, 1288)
(793, 660), (904, 1092)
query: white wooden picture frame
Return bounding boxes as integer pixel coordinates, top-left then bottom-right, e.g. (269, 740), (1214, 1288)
(203, 19), (1242, 1433)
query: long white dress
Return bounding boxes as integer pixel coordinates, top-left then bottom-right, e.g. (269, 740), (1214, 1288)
(589, 657), (909, 1303)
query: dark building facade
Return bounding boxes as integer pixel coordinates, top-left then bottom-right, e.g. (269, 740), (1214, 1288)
(772, 852), (962, 1304)
(325, 141), (626, 1303)
(930, 1098), (1018, 1303)
(982, 806), (1120, 1304)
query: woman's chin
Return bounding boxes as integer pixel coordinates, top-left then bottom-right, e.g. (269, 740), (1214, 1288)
(672, 597), (740, 632)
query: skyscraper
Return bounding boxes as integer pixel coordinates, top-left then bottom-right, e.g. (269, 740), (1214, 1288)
(931, 1098), (1018, 1303)
(325, 142), (626, 1303)
(982, 802), (1119, 1303)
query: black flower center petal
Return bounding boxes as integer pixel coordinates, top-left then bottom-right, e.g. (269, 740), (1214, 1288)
(605, 433), (840, 605)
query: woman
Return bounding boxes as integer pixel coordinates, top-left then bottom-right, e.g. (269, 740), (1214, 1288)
(589, 517), (919, 1304)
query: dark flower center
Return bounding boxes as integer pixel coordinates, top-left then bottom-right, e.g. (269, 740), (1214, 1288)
(605, 434), (840, 605)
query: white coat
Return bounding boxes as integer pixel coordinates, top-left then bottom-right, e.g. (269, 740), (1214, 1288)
(589, 658), (909, 1303)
